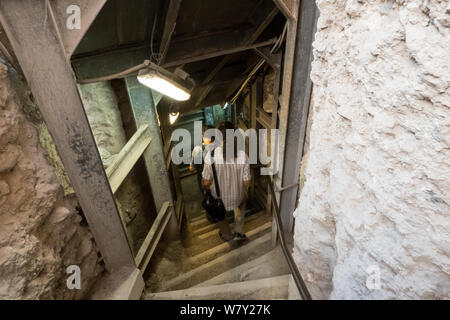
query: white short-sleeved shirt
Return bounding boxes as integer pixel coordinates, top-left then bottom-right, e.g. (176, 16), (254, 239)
(191, 144), (203, 165)
(202, 147), (251, 211)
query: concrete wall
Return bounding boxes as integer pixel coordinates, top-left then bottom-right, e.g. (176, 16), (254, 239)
(293, 0), (450, 299)
(0, 63), (103, 299)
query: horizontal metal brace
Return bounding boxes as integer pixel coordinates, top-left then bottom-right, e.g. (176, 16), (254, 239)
(275, 182), (299, 193)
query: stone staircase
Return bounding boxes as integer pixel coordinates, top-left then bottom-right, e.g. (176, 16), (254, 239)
(143, 210), (292, 300)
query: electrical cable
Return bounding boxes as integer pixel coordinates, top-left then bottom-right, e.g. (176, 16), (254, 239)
(230, 22), (288, 104)
(150, 0), (163, 64)
(77, 61), (150, 84)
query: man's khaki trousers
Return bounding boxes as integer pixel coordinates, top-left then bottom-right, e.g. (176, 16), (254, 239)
(216, 195), (247, 241)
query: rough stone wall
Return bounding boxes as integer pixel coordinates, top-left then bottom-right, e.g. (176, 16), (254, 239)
(0, 63), (103, 299)
(294, 0), (450, 299)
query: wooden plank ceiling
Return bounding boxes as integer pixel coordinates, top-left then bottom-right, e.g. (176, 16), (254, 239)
(72, 0), (285, 113)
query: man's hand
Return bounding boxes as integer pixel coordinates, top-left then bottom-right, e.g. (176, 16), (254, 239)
(203, 178), (213, 190)
(189, 164), (195, 172)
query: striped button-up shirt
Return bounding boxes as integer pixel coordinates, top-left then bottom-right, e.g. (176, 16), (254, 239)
(202, 147), (251, 211)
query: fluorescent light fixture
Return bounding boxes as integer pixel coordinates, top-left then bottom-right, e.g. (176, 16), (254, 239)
(169, 112), (179, 125)
(223, 102), (230, 109)
(137, 67), (192, 101)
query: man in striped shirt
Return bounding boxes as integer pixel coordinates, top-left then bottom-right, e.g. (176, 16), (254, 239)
(202, 122), (251, 241)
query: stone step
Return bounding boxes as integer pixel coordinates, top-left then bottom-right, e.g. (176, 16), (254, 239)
(189, 213), (206, 223)
(192, 211), (267, 237)
(188, 208), (260, 232)
(157, 231), (272, 291)
(145, 275), (290, 300)
(188, 216), (210, 230)
(194, 246), (290, 288)
(183, 221), (272, 270)
(184, 214), (272, 257)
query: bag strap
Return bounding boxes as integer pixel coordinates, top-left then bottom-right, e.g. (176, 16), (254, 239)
(211, 149), (221, 199)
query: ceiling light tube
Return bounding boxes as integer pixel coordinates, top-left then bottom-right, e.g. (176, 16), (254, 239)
(137, 65), (193, 101)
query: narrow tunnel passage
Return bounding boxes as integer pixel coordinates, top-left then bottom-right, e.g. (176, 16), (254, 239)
(68, 0), (297, 299)
(2, 0), (445, 303)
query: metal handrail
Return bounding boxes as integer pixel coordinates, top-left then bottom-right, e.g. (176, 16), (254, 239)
(266, 176), (312, 300)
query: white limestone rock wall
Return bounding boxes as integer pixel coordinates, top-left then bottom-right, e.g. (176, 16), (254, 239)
(0, 63), (103, 299)
(293, 0), (450, 299)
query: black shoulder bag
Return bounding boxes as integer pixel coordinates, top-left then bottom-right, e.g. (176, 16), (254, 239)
(201, 150), (226, 223)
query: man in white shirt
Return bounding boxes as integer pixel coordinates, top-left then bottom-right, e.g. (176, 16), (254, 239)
(202, 122), (251, 241)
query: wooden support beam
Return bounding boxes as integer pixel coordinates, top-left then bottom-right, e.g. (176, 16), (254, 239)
(158, 0), (182, 65)
(192, 5), (280, 111)
(224, 75), (252, 101)
(275, 1), (301, 239)
(157, 101), (184, 222)
(166, 145), (173, 170)
(106, 125), (152, 194)
(253, 47), (280, 69)
(163, 38), (277, 68)
(192, 84), (214, 109)
(269, 53), (282, 248)
(125, 77), (179, 241)
(173, 76), (243, 113)
(245, 6), (280, 45)
(279, 0), (318, 233)
(48, 0), (107, 58)
(238, 117), (249, 131)
(135, 201), (172, 271)
(249, 76), (263, 201)
(272, 0), (297, 21)
(71, 31), (268, 80)
(271, 54), (283, 130)
(178, 201), (185, 230)
(175, 195), (183, 230)
(0, 0), (135, 270)
(164, 139), (173, 160)
(256, 107), (272, 129)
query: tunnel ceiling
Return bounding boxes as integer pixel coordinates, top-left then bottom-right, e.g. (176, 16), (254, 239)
(72, 0), (285, 113)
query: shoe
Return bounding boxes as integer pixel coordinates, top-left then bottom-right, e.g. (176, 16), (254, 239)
(218, 231), (232, 242)
(233, 233), (247, 241)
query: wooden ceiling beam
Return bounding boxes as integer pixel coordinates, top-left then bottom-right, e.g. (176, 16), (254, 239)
(163, 38), (277, 68)
(71, 29), (265, 80)
(49, 0), (108, 58)
(272, 0), (297, 21)
(253, 47), (280, 69)
(158, 0), (182, 65)
(189, 5), (280, 111)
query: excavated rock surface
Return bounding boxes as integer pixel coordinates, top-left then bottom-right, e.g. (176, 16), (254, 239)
(294, 0), (450, 299)
(0, 63), (103, 299)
